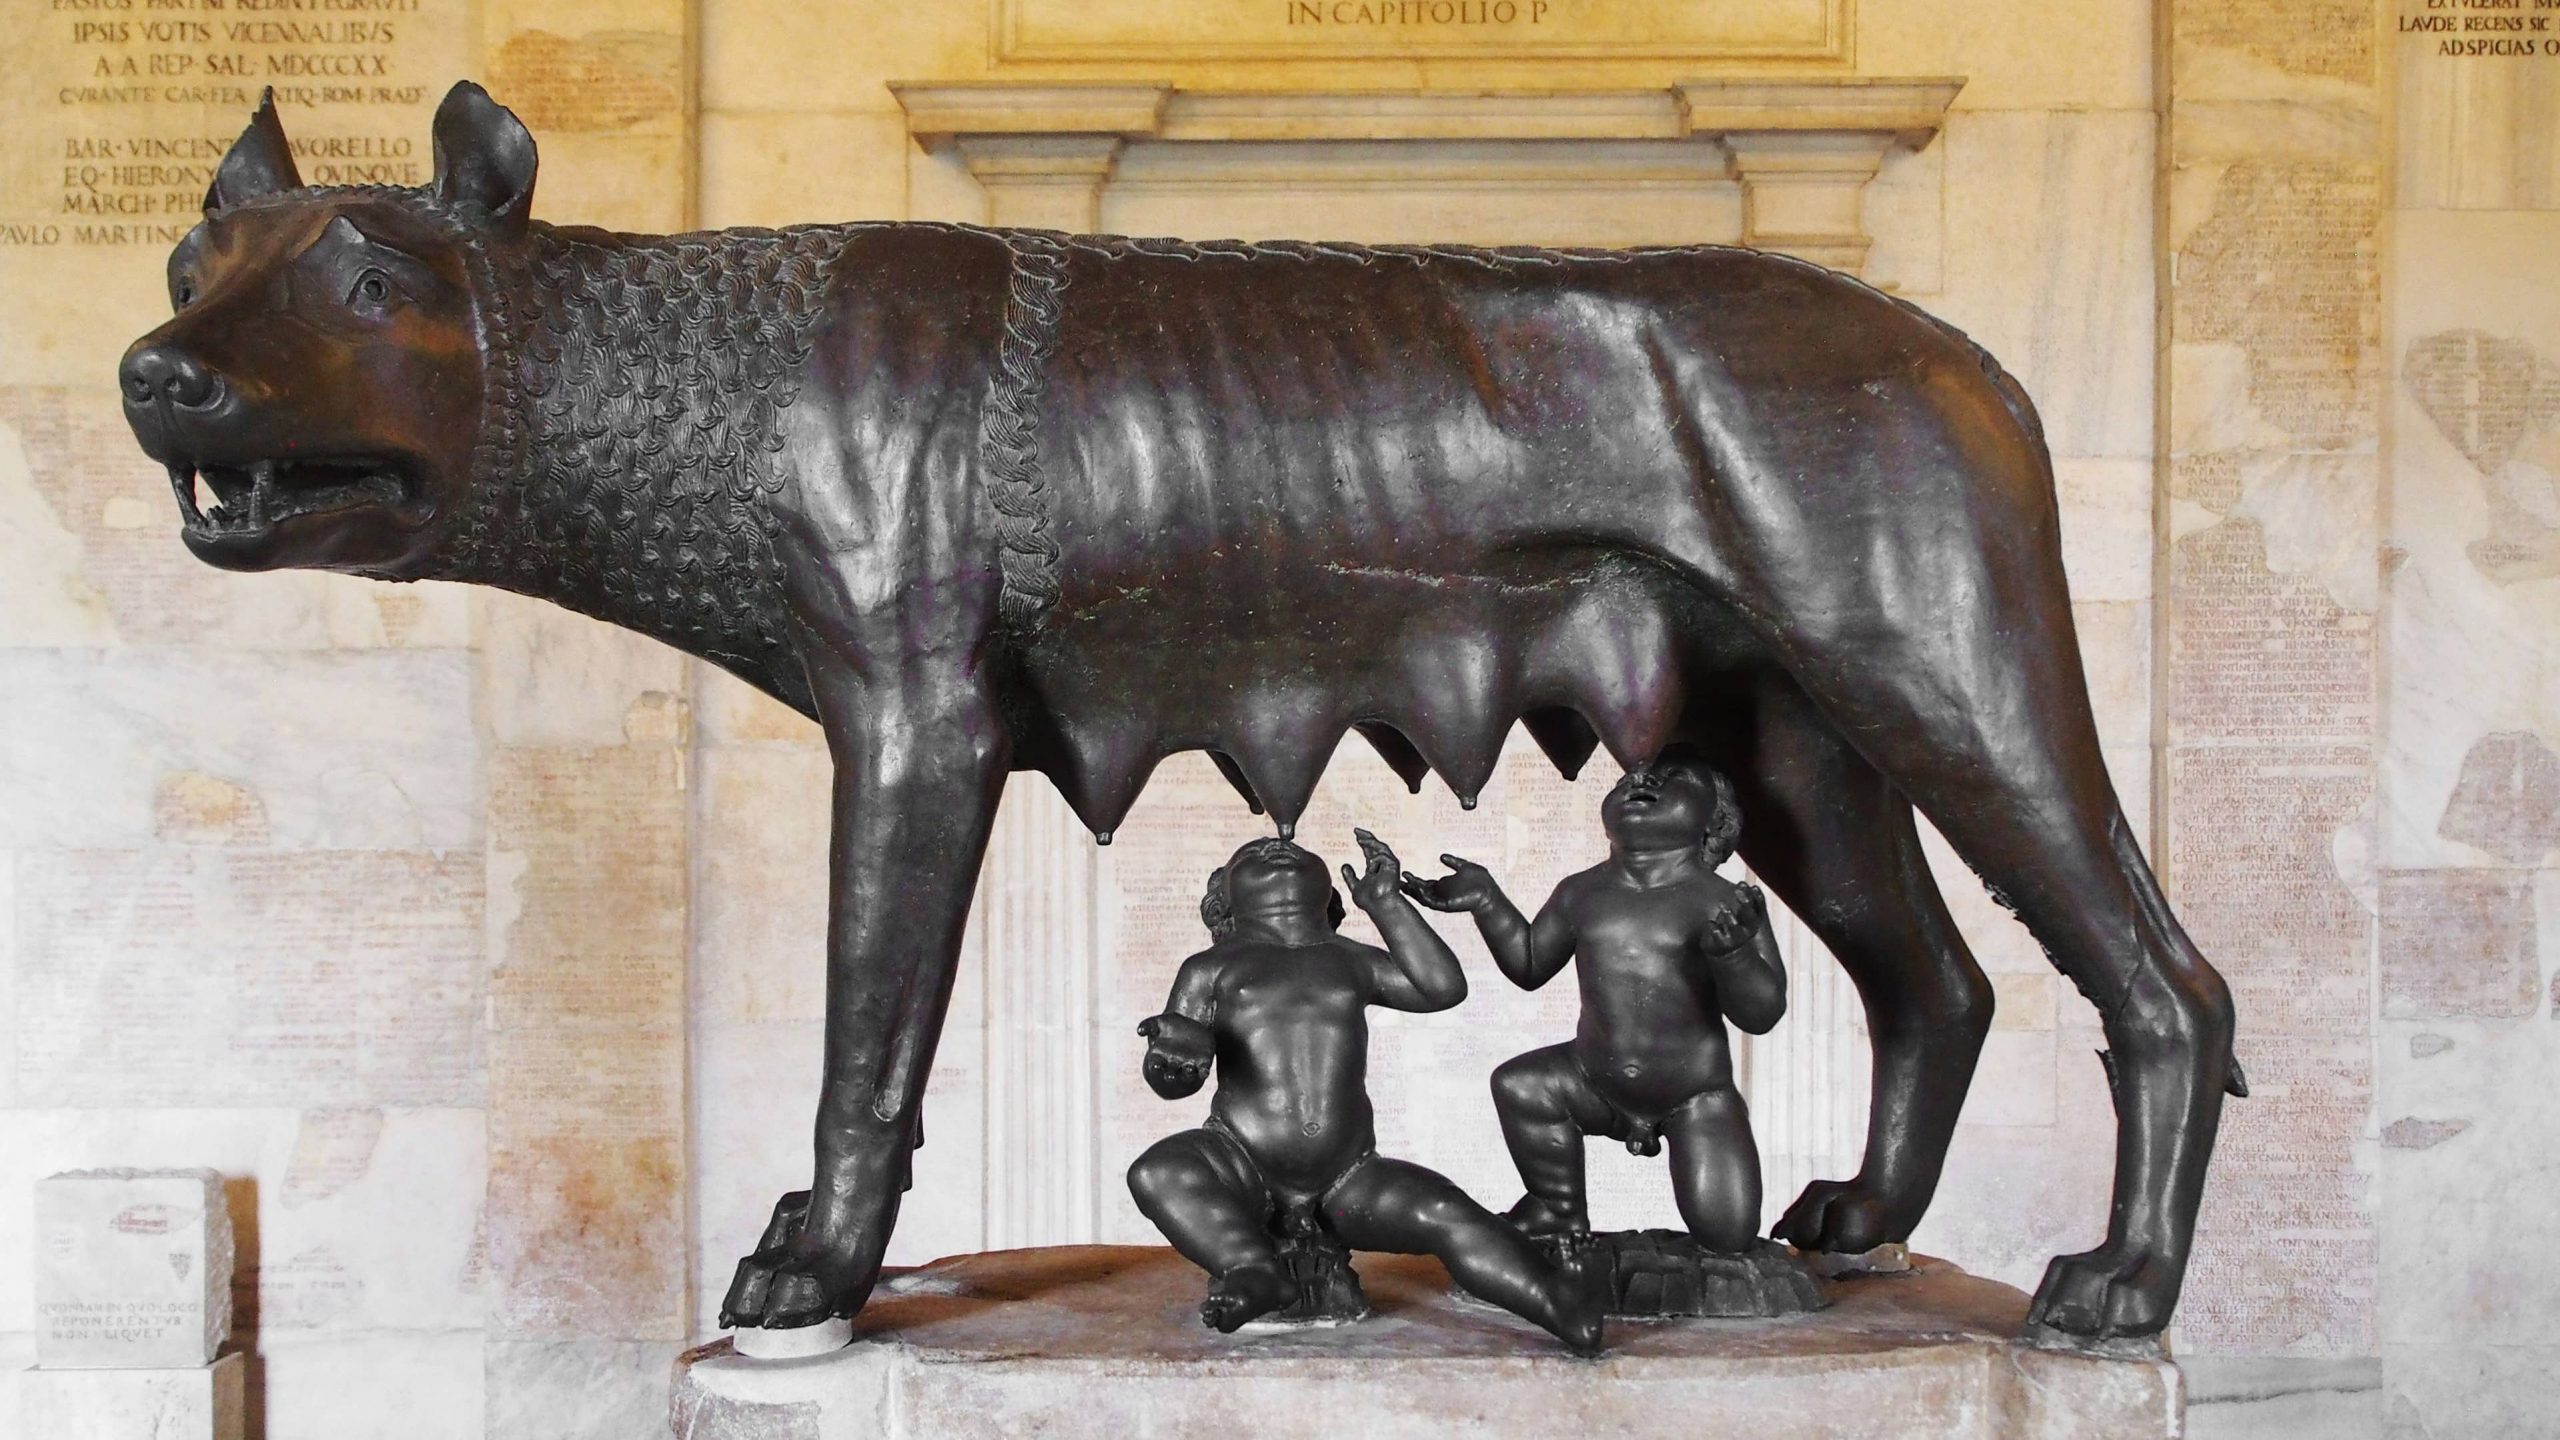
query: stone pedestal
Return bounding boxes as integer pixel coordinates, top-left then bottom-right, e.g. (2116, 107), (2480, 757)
(19, 1353), (245, 1440)
(672, 1247), (2179, 1440)
(27, 1171), (243, 1440)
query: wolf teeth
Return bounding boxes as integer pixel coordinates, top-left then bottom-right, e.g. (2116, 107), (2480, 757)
(168, 463), (205, 527)
(169, 456), (408, 533)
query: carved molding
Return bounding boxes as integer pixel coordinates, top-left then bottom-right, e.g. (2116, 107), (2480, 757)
(1674, 77), (1961, 145)
(892, 78), (1962, 270)
(952, 134), (1130, 230)
(900, 83), (1173, 142)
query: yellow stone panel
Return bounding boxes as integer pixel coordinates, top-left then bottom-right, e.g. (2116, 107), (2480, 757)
(996, 0), (1849, 63)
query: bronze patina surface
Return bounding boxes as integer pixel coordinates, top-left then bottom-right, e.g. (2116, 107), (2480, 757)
(119, 82), (2240, 1345)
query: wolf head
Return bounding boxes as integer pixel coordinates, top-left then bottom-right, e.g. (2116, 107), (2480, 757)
(118, 82), (536, 580)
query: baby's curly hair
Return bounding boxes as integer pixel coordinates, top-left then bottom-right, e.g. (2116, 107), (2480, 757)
(1200, 837), (1347, 939)
(1652, 744), (1744, 861)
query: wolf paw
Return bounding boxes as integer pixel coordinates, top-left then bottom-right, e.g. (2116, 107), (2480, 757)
(2026, 1243), (2181, 1343)
(1772, 1177), (1909, 1255)
(719, 1190), (885, 1330)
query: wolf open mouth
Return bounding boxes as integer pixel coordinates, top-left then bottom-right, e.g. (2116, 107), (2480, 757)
(167, 457), (412, 536)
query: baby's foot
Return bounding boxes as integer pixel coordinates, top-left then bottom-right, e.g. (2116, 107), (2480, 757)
(1543, 1246), (1611, 1355)
(1505, 1194), (1590, 1239)
(1200, 1262), (1301, 1333)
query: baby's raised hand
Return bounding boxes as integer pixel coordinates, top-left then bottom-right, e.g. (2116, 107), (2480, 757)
(1704, 881), (1771, 952)
(1399, 854), (1498, 912)
(1342, 827), (1404, 913)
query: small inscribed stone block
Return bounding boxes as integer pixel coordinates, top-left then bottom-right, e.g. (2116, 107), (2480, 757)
(34, 1169), (234, 1369)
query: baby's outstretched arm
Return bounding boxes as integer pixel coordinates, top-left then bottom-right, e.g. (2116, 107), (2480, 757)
(1402, 855), (1576, 991)
(1343, 829), (1467, 1013)
(1138, 951), (1223, 1099)
(1702, 882), (1788, 1034)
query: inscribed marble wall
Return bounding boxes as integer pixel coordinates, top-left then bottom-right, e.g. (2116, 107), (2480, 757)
(2161, 0), (2384, 1362)
(0, 0), (697, 1434)
(0, 3), (497, 1433)
(2163, 3), (2560, 1431)
(471, 1), (698, 1432)
(2368, 10), (2560, 1427)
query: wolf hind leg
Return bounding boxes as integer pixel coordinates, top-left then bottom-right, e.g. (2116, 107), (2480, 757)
(1772, 631), (2232, 1341)
(1642, 424), (2234, 1338)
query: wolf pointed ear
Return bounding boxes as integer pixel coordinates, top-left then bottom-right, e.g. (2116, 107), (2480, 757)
(204, 88), (302, 213)
(431, 81), (537, 235)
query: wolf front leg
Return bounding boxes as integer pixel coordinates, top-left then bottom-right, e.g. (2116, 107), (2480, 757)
(720, 649), (1008, 1329)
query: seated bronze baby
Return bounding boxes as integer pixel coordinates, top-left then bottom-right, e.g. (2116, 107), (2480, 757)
(1129, 830), (1606, 1353)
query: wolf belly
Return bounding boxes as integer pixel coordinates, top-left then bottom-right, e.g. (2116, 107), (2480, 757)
(1003, 235), (1918, 838)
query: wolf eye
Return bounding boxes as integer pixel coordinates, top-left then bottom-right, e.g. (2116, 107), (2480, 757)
(173, 276), (195, 308)
(347, 267), (397, 312)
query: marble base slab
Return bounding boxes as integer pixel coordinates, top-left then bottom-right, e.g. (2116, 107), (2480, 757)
(1803, 1241), (1913, 1279)
(19, 1351), (245, 1440)
(673, 1247), (2179, 1440)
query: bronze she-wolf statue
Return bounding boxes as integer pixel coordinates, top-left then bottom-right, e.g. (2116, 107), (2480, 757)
(117, 81), (2241, 1345)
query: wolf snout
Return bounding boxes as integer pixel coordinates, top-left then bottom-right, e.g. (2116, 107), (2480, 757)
(119, 341), (224, 412)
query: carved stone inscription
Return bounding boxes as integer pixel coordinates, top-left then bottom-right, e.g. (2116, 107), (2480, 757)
(2399, 0), (2560, 57)
(995, 0), (1847, 62)
(14, 849), (486, 1107)
(0, 0), (465, 248)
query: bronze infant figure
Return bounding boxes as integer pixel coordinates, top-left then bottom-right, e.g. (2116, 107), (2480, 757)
(118, 81), (2241, 1344)
(1130, 830), (1606, 1352)
(1409, 750), (1830, 1321)
(1406, 749), (1785, 1253)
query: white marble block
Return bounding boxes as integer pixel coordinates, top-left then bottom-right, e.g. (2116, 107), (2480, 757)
(35, 1170), (235, 1369)
(19, 1352), (245, 1440)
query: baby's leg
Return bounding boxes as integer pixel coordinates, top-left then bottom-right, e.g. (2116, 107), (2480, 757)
(1489, 1043), (1623, 1234)
(1327, 1157), (1604, 1354)
(1663, 1086), (1763, 1253)
(1127, 1129), (1296, 1331)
